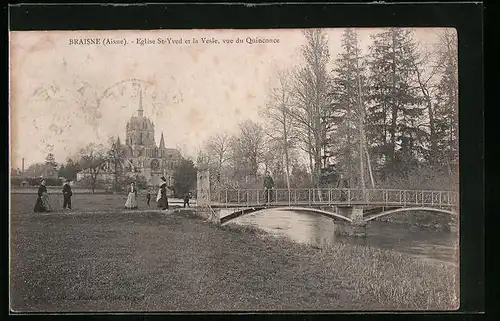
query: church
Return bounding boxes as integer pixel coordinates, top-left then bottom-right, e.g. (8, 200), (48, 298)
(77, 91), (182, 188)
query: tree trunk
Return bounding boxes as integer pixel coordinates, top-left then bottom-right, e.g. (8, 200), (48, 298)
(390, 29), (398, 168)
(282, 106), (291, 191)
(355, 44), (366, 194)
(307, 128), (314, 184)
(364, 142), (376, 188)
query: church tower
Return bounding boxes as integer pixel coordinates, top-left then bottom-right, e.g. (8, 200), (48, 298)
(159, 132), (166, 158)
(125, 88), (156, 150)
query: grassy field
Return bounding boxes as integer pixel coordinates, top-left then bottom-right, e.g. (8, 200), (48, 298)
(10, 194), (459, 312)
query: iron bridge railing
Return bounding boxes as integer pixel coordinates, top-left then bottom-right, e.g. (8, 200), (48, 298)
(210, 188), (459, 209)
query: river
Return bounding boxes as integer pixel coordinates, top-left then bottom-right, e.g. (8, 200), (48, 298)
(230, 209), (459, 265)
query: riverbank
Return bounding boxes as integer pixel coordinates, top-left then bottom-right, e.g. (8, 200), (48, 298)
(10, 195), (458, 311)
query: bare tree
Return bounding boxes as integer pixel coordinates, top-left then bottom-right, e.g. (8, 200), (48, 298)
(260, 67), (296, 190)
(204, 131), (233, 185)
(410, 41), (441, 166)
(233, 120), (266, 182)
(78, 143), (107, 194)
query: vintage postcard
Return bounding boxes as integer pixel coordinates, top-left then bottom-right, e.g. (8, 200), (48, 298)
(9, 28), (459, 312)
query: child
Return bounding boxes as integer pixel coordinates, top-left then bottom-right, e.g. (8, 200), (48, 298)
(183, 191), (192, 208)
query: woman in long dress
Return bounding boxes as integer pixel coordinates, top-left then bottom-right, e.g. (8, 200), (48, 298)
(124, 182), (138, 209)
(34, 179), (52, 212)
(157, 176), (169, 210)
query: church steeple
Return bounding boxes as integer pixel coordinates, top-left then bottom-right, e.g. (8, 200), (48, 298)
(138, 88), (144, 117)
(116, 135), (121, 147)
(159, 132), (165, 149)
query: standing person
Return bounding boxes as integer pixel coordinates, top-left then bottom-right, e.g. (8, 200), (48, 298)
(146, 189), (151, 207)
(183, 191), (192, 208)
(263, 171), (275, 204)
(124, 182), (138, 209)
(157, 176), (169, 210)
(34, 179), (52, 213)
(62, 179), (73, 210)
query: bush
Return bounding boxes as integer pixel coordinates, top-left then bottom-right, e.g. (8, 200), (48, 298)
(11, 177), (23, 187)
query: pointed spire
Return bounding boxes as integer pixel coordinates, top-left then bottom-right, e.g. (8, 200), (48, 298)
(159, 132), (165, 149)
(138, 87), (144, 117)
(116, 135), (121, 147)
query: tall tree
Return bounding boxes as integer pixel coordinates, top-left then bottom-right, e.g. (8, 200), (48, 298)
(289, 29), (333, 186)
(260, 67), (296, 190)
(366, 28), (424, 178)
(330, 28), (372, 188)
(433, 29), (459, 173)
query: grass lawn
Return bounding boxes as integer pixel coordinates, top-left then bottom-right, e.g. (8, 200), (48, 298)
(10, 194), (459, 312)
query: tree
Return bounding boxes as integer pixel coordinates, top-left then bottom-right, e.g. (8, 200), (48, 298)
(25, 162), (57, 178)
(232, 120), (266, 182)
(289, 29), (333, 186)
(172, 158), (197, 198)
(433, 29), (459, 174)
(260, 67), (297, 190)
(63, 158), (81, 181)
(366, 28), (425, 178)
(57, 164), (66, 178)
(78, 143), (107, 194)
(330, 28), (372, 189)
(203, 132), (233, 186)
(107, 136), (127, 192)
(45, 153), (56, 167)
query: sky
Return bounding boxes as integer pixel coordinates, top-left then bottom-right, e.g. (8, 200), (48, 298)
(9, 28), (449, 169)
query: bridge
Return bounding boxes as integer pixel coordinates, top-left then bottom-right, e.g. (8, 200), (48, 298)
(204, 188), (459, 225)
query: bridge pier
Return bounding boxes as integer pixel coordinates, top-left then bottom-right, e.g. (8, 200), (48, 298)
(337, 206), (367, 237)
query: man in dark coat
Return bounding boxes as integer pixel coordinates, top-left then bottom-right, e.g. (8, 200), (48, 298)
(263, 171), (275, 204)
(62, 179), (73, 209)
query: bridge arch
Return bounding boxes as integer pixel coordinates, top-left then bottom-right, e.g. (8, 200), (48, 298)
(364, 207), (458, 222)
(219, 206), (353, 225)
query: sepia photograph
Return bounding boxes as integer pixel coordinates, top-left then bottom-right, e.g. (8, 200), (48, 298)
(9, 27), (459, 312)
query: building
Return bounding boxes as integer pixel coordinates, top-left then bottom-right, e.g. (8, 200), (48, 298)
(77, 90), (182, 188)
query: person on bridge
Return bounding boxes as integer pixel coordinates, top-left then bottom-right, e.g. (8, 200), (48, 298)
(62, 179), (73, 210)
(263, 171), (275, 204)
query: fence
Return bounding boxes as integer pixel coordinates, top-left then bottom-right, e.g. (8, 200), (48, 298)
(211, 188), (459, 208)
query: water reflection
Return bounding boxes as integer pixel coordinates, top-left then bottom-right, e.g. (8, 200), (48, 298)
(231, 209), (458, 265)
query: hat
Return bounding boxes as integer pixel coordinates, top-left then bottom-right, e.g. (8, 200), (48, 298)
(65, 179), (71, 183)
(160, 176), (166, 181)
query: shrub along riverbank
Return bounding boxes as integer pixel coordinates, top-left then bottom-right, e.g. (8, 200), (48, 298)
(10, 196), (458, 311)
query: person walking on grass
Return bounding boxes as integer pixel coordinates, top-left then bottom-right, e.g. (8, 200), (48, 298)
(125, 182), (138, 209)
(263, 171), (275, 204)
(183, 191), (192, 208)
(146, 189), (151, 207)
(157, 176), (169, 210)
(62, 179), (73, 210)
(34, 179), (52, 213)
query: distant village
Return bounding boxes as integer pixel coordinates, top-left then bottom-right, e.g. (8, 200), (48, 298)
(11, 95), (197, 197)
